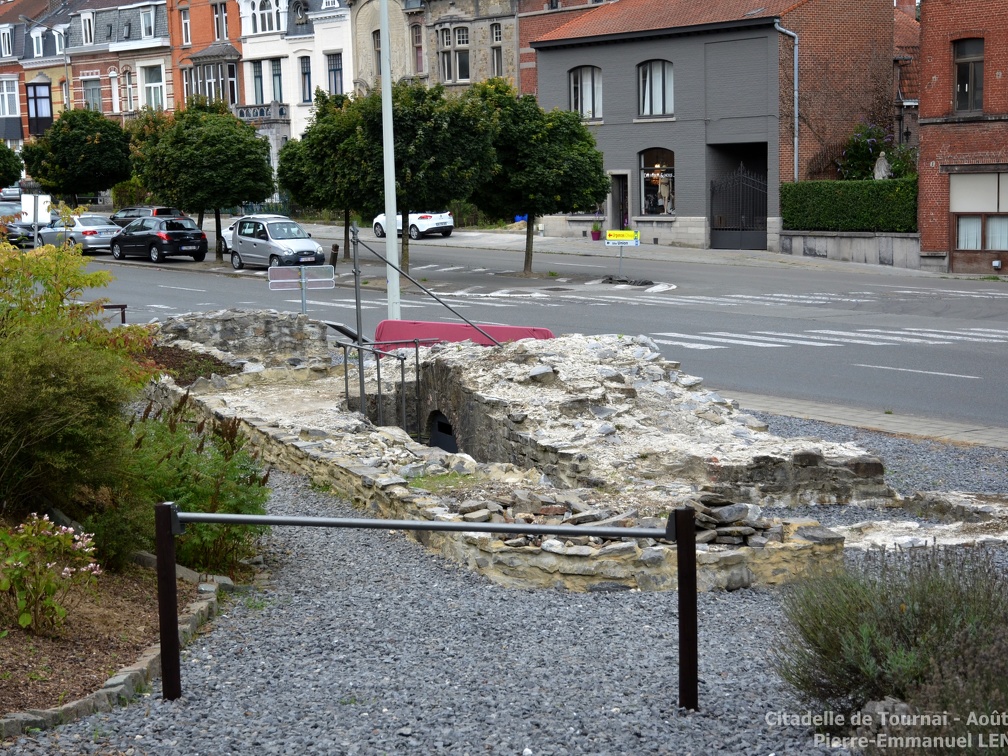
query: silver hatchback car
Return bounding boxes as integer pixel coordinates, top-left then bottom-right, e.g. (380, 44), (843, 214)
(229, 214), (324, 270)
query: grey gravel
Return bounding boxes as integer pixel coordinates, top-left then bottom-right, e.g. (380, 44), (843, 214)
(9, 417), (1008, 756)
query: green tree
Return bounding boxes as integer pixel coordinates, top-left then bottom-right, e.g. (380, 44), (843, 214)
(837, 122), (917, 180)
(21, 109), (131, 203)
(467, 80), (609, 273)
(133, 99), (274, 260)
(0, 144), (22, 190)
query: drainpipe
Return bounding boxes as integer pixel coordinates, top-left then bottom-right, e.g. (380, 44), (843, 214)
(775, 21), (799, 182)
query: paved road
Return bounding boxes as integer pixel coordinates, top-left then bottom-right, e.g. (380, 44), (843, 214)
(92, 222), (1008, 448)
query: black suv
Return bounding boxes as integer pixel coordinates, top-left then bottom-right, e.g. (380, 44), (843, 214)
(109, 206), (184, 227)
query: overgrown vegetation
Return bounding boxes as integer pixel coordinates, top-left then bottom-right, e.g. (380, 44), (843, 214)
(836, 122), (917, 181)
(775, 546), (1008, 730)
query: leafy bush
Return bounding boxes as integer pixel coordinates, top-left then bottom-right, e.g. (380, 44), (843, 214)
(0, 513), (101, 634)
(111, 176), (153, 208)
(781, 177), (917, 232)
(774, 546), (1008, 726)
(837, 122), (918, 180)
(120, 397), (270, 575)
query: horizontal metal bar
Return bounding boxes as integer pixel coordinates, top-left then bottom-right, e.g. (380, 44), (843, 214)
(177, 512), (670, 541)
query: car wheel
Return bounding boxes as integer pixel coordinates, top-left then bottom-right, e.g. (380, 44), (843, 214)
(192, 251), (206, 262)
(149, 244), (165, 263)
(269, 255), (281, 268)
(231, 251), (244, 270)
(111, 242), (125, 260)
(66, 236), (76, 247)
(409, 225), (420, 240)
(441, 229), (452, 237)
(374, 223), (385, 238)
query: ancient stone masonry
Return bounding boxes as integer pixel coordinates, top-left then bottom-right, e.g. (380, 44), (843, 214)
(145, 310), (910, 591)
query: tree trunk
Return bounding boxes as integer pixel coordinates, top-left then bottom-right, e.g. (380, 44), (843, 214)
(524, 216), (535, 274)
(214, 208), (223, 262)
(400, 208), (410, 274)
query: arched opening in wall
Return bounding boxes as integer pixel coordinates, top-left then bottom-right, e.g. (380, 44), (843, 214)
(427, 410), (458, 453)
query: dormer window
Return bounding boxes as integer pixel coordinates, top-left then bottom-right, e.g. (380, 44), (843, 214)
(81, 12), (94, 45)
(141, 7), (155, 38)
(55, 29), (64, 54)
(259, 0), (276, 33)
(31, 29), (44, 57)
(0, 28), (11, 58)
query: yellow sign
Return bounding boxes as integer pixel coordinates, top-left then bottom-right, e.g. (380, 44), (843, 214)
(606, 230), (639, 241)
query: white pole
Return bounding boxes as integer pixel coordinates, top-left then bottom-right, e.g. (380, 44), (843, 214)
(379, 0), (400, 319)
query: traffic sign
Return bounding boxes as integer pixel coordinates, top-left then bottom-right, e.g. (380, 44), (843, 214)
(268, 265), (336, 290)
(605, 230), (640, 246)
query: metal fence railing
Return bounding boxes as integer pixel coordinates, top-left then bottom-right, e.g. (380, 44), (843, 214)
(155, 503), (700, 710)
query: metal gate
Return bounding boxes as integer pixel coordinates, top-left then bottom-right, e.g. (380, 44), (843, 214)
(710, 164), (768, 250)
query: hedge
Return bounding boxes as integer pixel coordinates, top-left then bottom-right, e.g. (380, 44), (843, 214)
(780, 177), (917, 233)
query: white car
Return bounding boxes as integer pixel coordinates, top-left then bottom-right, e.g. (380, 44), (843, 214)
(218, 218), (239, 253)
(372, 210), (453, 240)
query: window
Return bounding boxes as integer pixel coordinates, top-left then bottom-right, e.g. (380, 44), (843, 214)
(640, 148), (675, 216)
(142, 65), (164, 109)
(373, 30), (382, 77)
(568, 65), (601, 119)
(259, 0), (275, 32)
(249, 2), (258, 34)
(55, 30), (64, 54)
(31, 31), (43, 58)
(252, 60), (264, 103)
(412, 24), (424, 74)
(228, 63), (238, 105)
(454, 27), (470, 81)
(204, 64), (218, 100)
(327, 53), (343, 94)
(491, 23), (502, 77)
(271, 58), (282, 101)
(180, 9), (191, 45)
(638, 60), (673, 116)
(141, 7), (155, 38)
(124, 71), (135, 111)
(950, 173), (1008, 252)
(0, 29), (10, 58)
(26, 84), (53, 135)
(0, 79), (18, 116)
(110, 70), (120, 113)
(438, 26), (469, 82)
(213, 3), (228, 40)
(954, 38), (983, 113)
(84, 78), (102, 111)
(82, 12), (94, 45)
(300, 56), (312, 102)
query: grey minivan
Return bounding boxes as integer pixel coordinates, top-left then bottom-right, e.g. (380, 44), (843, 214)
(229, 214), (325, 269)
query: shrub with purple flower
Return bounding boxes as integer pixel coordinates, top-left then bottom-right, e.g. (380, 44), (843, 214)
(0, 513), (102, 634)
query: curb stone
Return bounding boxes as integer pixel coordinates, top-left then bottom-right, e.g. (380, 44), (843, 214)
(0, 557), (225, 741)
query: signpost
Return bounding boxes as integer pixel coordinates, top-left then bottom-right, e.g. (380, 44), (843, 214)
(267, 265), (335, 314)
(604, 229), (640, 276)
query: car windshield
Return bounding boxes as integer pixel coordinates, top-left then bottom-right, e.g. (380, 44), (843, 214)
(165, 219), (199, 231)
(81, 216), (112, 227)
(267, 221), (308, 240)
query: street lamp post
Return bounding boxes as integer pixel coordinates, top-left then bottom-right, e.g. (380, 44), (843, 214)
(20, 15), (71, 111)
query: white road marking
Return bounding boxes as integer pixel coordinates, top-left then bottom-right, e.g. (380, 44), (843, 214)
(704, 331), (834, 346)
(852, 364), (982, 379)
(651, 338), (725, 350)
(901, 328), (1008, 343)
(811, 329), (950, 345)
(754, 330), (893, 346)
(158, 285), (205, 292)
(652, 331), (787, 347)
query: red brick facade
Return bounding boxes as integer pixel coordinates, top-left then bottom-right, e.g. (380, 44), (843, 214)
(516, 0), (596, 96)
(777, 0), (894, 182)
(918, 0), (1008, 272)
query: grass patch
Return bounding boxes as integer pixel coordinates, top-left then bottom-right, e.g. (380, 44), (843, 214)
(409, 471), (469, 494)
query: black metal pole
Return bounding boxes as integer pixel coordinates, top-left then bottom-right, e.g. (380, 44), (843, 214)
(675, 507), (698, 710)
(155, 502), (182, 701)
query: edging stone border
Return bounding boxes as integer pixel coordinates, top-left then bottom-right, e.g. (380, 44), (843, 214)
(0, 559), (223, 740)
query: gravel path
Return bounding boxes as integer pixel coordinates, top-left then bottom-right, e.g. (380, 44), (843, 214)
(7, 418), (1008, 756)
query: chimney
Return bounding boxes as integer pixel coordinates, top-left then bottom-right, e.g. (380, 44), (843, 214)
(895, 0), (916, 17)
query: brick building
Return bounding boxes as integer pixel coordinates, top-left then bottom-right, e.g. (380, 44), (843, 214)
(918, 0), (1008, 273)
(516, 0), (598, 96)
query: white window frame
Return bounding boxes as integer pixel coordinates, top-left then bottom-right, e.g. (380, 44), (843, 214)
(82, 12), (95, 45)
(637, 59), (674, 117)
(141, 63), (165, 109)
(141, 7), (155, 39)
(180, 9), (191, 45)
(454, 26), (469, 82)
(568, 65), (602, 119)
(373, 30), (381, 77)
(0, 79), (18, 117)
(55, 28), (65, 55)
(0, 28), (10, 59)
(258, 0), (275, 33)
(110, 70), (120, 113)
(491, 23), (502, 77)
(83, 77), (102, 111)
(32, 30), (44, 58)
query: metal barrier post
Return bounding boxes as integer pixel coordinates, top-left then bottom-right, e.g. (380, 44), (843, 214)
(155, 502), (182, 701)
(675, 507), (698, 710)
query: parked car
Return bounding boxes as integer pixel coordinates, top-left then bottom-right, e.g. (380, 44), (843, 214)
(0, 203), (59, 248)
(229, 214), (324, 269)
(372, 210), (454, 239)
(1, 184), (21, 200)
(37, 215), (121, 253)
(109, 206), (185, 227)
(110, 216), (208, 262)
